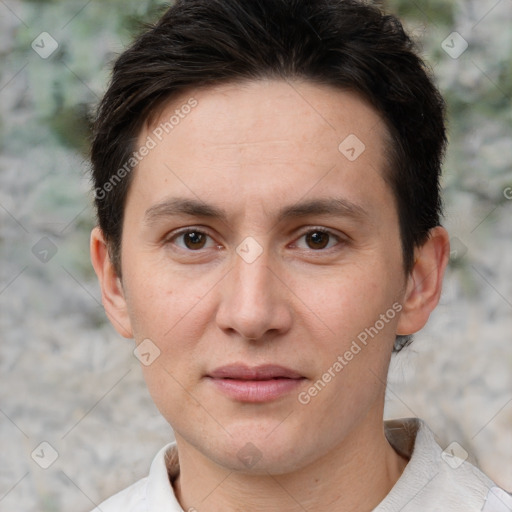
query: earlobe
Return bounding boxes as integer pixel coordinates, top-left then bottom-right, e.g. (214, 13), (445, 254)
(396, 226), (450, 336)
(90, 227), (133, 339)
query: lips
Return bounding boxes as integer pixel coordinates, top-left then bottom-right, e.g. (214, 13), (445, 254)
(208, 364), (303, 380)
(206, 364), (305, 402)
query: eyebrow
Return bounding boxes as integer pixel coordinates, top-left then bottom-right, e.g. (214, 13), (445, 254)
(144, 198), (228, 226)
(143, 196), (369, 226)
(278, 197), (368, 222)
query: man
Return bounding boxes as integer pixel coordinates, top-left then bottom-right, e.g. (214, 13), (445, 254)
(89, 0), (511, 510)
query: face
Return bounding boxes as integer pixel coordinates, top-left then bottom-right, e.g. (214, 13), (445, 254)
(98, 80), (422, 474)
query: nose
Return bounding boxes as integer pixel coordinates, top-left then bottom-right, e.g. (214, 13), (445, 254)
(215, 246), (292, 341)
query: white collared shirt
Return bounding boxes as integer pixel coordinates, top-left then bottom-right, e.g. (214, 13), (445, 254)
(92, 418), (512, 511)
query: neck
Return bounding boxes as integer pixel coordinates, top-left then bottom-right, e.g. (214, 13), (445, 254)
(172, 409), (408, 512)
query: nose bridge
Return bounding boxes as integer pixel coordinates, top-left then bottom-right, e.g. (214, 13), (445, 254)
(229, 231), (270, 292)
(215, 244), (290, 340)
(232, 247), (274, 311)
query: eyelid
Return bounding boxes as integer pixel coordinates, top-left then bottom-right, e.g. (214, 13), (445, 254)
(295, 226), (344, 240)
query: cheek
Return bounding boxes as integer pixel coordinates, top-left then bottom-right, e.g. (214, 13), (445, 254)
(297, 267), (400, 412)
(123, 258), (207, 342)
(122, 258), (218, 387)
(295, 260), (399, 340)
(123, 265), (211, 415)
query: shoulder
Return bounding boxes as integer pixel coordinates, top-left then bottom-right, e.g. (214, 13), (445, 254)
(482, 487), (512, 512)
(90, 477), (149, 512)
(377, 418), (512, 512)
(89, 442), (181, 512)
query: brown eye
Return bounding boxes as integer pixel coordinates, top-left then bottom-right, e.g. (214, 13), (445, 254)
(305, 230), (330, 250)
(183, 231), (207, 250)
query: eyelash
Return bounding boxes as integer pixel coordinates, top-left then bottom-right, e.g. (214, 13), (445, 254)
(166, 226), (345, 253)
(167, 227), (220, 251)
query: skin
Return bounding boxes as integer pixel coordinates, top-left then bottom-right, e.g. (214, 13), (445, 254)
(91, 79), (450, 511)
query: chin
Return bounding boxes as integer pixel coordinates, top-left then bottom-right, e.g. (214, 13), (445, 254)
(206, 423), (317, 475)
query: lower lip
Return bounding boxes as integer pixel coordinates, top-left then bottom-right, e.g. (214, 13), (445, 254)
(207, 377), (305, 402)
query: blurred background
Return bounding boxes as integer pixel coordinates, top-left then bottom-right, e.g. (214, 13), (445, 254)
(0, 0), (511, 510)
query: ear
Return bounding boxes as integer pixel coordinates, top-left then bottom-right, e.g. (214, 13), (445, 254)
(396, 226), (450, 336)
(90, 227), (133, 338)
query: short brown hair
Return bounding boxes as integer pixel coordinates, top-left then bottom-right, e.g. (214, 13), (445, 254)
(90, 0), (446, 339)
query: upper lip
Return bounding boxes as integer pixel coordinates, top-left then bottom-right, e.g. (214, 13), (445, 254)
(207, 364), (304, 380)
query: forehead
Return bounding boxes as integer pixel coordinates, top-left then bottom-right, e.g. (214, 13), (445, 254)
(130, 79), (393, 222)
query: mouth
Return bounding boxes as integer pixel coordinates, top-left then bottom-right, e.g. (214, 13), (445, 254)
(205, 364), (306, 403)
